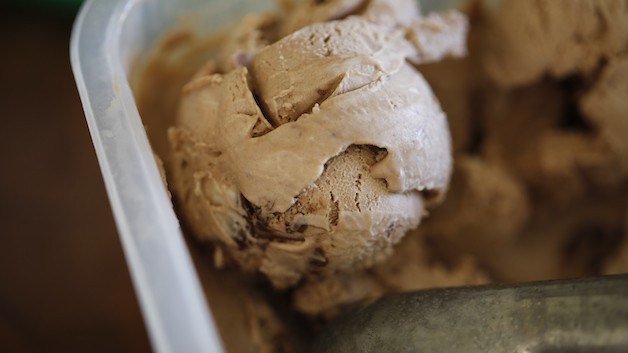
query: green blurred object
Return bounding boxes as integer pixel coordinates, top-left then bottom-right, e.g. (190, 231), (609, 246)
(9, 0), (84, 12)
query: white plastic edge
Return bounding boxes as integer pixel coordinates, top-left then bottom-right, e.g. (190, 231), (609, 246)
(69, 1), (224, 352)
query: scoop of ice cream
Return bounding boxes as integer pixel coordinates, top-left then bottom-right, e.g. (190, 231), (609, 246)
(478, 56), (628, 210)
(168, 7), (467, 288)
(478, 0), (628, 87)
(409, 3), (628, 286)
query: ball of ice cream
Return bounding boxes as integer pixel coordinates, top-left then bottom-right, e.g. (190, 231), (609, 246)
(168, 4), (468, 289)
(478, 0), (628, 87)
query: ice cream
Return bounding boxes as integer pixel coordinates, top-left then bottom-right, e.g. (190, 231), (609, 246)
(292, 226), (489, 317)
(416, 0), (628, 283)
(279, 0), (628, 315)
(478, 0), (628, 87)
(167, 1), (468, 289)
(131, 0), (628, 349)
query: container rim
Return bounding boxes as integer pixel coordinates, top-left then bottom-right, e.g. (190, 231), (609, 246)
(70, 1), (224, 352)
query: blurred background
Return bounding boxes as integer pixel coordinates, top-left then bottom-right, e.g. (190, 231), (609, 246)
(0, 1), (152, 352)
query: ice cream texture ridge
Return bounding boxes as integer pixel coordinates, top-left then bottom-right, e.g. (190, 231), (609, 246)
(131, 0), (628, 351)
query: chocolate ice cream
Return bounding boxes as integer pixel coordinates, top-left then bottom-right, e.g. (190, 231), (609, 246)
(168, 2), (468, 289)
(130, 0), (628, 350)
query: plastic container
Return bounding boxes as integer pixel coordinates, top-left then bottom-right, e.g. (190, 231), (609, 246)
(70, 0), (461, 352)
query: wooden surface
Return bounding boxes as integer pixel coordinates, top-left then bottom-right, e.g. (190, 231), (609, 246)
(0, 6), (152, 353)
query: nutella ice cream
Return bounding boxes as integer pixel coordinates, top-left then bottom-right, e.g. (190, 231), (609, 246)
(167, 0), (468, 289)
(131, 0), (628, 351)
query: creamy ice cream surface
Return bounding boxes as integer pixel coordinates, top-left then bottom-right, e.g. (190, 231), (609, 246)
(479, 0), (628, 87)
(167, 1), (468, 288)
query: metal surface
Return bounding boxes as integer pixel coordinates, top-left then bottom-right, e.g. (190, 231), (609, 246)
(313, 275), (628, 353)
